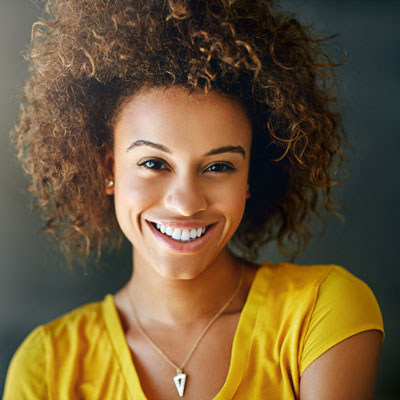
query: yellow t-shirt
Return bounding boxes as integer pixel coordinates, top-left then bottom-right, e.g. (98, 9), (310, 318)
(3, 263), (384, 399)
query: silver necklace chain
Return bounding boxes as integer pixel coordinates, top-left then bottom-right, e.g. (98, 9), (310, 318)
(128, 266), (245, 373)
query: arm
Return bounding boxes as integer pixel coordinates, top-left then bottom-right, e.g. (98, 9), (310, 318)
(300, 330), (383, 400)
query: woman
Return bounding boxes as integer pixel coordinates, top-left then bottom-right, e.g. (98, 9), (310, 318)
(4, 0), (384, 399)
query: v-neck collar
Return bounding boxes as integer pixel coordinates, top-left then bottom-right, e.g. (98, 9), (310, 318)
(101, 263), (270, 399)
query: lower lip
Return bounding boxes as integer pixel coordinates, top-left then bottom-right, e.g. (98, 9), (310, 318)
(146, 221), (217, 253)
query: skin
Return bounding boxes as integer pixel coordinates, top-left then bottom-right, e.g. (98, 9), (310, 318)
(107, 86), (256, 399)
(300, 330), (383, 400)
(105, 86), (382, 399)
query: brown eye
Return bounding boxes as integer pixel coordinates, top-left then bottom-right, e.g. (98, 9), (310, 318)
(205, 163), (235, 173)
(138, 159), (169, 170)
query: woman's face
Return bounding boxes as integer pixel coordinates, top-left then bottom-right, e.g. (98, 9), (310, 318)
(108, 86), (252, 279)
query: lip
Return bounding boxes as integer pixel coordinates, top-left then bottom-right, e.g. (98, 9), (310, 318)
(146, 220), (217, 253)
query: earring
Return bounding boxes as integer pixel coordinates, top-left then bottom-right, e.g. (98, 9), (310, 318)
(107, 180), (114, 188)
(246, 183), (250, 199)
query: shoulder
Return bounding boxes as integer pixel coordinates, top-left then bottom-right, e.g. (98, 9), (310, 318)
(249, 262), (384, 388)
(257, 261), (381, 311)
(255, 262), (384, 373)
(297, 266), (384, 398)
(255, 262), (336, 306)
(3, 297), (109, 398)
(279, 264), (385, 375)
(250, 262), (340, 336)
(11, 297), (105, 360)
(43, 297), (106, 340)
(3, 325), (48, 398)
(307, 265), (384, 331)
(257, 261), (337, 289)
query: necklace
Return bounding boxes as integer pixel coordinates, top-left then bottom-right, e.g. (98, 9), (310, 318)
(127, 266), (245, 398)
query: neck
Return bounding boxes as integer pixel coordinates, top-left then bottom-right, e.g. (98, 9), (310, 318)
(127, 247), (244, 325)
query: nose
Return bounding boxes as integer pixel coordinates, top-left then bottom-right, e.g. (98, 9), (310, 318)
(163, 173), (207, 216)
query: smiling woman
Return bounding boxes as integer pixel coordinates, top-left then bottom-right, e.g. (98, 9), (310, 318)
(3, 0), (384, 399)
(108, 88), (251, 279)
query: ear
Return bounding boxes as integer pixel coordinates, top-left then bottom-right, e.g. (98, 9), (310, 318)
(104, 152), (115, 195)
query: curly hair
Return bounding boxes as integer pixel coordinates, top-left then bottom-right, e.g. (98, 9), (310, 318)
(14, 0), (344, 263)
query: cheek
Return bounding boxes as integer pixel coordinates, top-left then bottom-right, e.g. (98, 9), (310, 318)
(113, 175), (160, 235)
(214, 182), (248, 226)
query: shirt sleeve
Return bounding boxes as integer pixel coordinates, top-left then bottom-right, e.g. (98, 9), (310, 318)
(299, 265), (384, 376)
(3, 325), (49, 399)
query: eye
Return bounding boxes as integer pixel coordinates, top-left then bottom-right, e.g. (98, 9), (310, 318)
(205, 162), (235, 173)
(138, 158), (169, 171)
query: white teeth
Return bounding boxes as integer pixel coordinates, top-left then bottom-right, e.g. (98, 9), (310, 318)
(181, 229), (190, 241)
(153, 222), (209, 242)
(172, 228), (181, 240)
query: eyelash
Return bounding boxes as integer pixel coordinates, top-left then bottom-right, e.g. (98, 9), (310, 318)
(205, 163), (235, 173)
(137, 158), (169, 170)
(137, 158), (236, 173)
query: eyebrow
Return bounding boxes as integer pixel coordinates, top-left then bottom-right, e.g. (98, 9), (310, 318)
(126, 140), (171, 153)
(126, 140), (246, 158)
(205, 146), (246, 159)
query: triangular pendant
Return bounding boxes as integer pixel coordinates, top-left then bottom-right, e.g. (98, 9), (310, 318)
(173, 372), (187, 397)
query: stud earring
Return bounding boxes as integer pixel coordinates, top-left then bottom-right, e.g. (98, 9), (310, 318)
(107, 180), (114, 188)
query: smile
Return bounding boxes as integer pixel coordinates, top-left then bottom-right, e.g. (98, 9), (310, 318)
(151, 222), (209, 242)
(146, 220), (217, 253)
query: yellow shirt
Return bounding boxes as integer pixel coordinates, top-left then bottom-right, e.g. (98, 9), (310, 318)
(3, 263), (384, 399)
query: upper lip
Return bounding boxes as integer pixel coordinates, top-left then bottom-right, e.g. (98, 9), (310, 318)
(146, 219), (216, 230)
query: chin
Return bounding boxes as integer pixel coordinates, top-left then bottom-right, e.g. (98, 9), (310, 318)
(151, 256), (210, 281)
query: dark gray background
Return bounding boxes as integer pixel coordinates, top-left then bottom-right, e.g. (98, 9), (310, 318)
(1, 0), (399, 398)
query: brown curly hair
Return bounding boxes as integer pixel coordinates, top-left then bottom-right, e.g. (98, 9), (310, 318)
(14, 0), (344, 263)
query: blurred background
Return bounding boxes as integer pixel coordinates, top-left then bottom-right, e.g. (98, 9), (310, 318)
(1, 0), (399, 398)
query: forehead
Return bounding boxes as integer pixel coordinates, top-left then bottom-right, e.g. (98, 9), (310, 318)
(113, 86), (252, 153)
